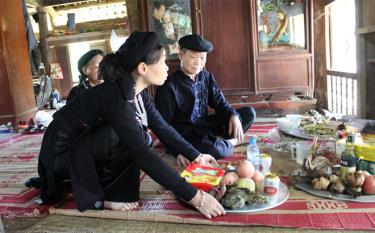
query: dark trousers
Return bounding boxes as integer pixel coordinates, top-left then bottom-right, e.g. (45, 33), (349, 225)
(182, 106), (256, 159)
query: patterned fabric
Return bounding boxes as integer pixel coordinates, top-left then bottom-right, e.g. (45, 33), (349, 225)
(0, 133), (48, 217)
(134, 94), (148, 128)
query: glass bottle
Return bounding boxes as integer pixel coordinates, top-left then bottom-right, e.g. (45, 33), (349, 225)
(340, 133), (357, 182)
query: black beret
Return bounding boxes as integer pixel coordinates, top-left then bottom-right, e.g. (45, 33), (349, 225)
(117, 31), (160, 73)
(78, 49), (104, 76)
(178, 34), (213, 52)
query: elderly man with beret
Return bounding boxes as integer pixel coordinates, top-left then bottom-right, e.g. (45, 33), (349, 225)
(155, 34), (256, 164)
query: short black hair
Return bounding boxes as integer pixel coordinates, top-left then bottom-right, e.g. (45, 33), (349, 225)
(153, 1), (164, 10)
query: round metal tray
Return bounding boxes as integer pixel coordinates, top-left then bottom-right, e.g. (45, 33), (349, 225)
(279, 128), (337, 142)
(295, 182), (375, 203)
(225, 182), (289, 213)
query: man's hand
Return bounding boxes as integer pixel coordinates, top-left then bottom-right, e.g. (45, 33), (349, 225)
(228, 114), (244, 142)
(176, 154), (191, 167)
(193, 154), (217, 167)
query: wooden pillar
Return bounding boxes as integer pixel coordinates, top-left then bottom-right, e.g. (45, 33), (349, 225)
(313, 0), (334, 110)
(126, 0), (141, 32)
(37, 7), (51, 74)
(0, 0), (37, 125)
(355, 0), (366, 118)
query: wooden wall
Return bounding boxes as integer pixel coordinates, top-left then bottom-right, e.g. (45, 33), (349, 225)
(313, 0), (334, 110)
(364, 33), (375, 119)
(361, 0), (375, 27)
(356, 0), (375, 118)
(0, 0), (37, 125)
(125, 0), (141, 32)
(199, 0), (313, 96)
(201, 0), (254, 95)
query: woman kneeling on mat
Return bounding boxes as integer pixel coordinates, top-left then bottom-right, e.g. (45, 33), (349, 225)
(36, 31), (225, 219)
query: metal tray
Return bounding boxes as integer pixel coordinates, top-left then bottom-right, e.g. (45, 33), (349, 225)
(279, 128), (337, 142)
(225, 182), (289, 213)
(295, 182), (375, 203)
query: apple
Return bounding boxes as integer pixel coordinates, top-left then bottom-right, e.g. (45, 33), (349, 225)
(236, 160), (255, 178)
(363, 175), (375, 195)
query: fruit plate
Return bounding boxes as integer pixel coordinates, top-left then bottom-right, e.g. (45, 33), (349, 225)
(279, 128), (337, 142)
(225, 182), (289, 213)
(295, 182), (375, 203)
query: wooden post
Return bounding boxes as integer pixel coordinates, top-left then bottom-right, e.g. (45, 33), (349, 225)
(355, 0), (366, 118)
(312, 0), (335, 111)
(0, 0), (37, 125)
(37, 7), (51, 74)
(126, 0), (141, 32)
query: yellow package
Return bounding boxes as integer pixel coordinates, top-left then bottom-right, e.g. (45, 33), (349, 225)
(355, 134), (375, 162)
(180, 164), (225, 191)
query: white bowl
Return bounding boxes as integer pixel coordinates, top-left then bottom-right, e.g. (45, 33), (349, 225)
(286, 114), (303, 122)
(276, 118), (294, 132)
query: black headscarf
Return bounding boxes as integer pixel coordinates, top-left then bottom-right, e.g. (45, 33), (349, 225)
(77, 49), (104, 85)
(99, 31), (161, 83)
(116, 31), (160, 73)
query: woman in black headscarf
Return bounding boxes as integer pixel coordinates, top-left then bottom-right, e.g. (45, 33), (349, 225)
(36, 31), (225, 219)
(66, 49), (105, 103)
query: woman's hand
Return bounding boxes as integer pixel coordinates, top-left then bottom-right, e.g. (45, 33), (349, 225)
(176, 154), (191, 167)
(189, 190), (226, 219)
(193, 154), (217, 167)
(177, 153), (217, 168)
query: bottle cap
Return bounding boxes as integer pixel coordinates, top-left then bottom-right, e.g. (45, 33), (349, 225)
(347, 133), (355, 143)
(249, 136), (257, 145)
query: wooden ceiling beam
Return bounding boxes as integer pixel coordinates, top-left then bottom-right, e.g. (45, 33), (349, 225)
(42, 0), (89, 7)
(42, 0), (123, 7)
(26, 0), (42, 8)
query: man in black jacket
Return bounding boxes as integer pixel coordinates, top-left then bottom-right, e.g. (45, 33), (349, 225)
(155, 34), (256, 162)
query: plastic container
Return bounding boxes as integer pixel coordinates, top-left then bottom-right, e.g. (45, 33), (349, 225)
(285, 114), (303, 130)
(276, 118), (294, 132)
(0, 125), (10, 133)
(264, 173), (280, 197)
(260, 153), (272, 175)
(290, 141), (312, 165)
(336, 139), (346, 158)
(247, 136), (261, 170)
(51, 89), (60, 102)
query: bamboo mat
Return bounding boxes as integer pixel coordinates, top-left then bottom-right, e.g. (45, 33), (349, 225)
(4, 215), (372, 233)
(2, 125), (375, 230)
(0, 133), (48, 218)
(50, 152), (375, 230)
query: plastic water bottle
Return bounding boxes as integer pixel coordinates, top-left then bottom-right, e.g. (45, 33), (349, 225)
(247, 135), (261, 170)
(51, 89), (60, 102)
